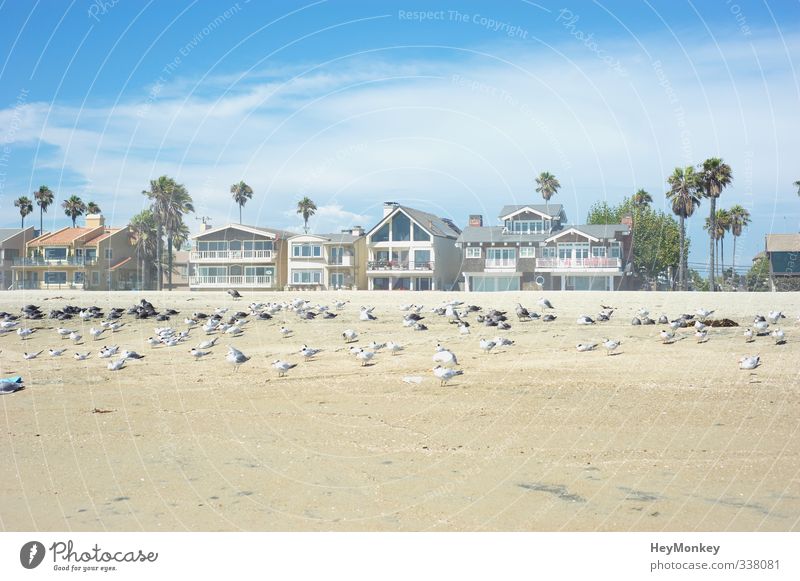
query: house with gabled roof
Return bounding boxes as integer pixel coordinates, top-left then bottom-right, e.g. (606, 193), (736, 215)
(364, 202), (462, 291)
(0, 226), (35, 290)
(286, 227), (367, 290)
(456, 204), (632, 291)
(188, 222), (296, 290)
(764, 234), (800, 291)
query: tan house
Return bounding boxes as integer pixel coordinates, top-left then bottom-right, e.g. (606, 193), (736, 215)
(286, 228), (367, 290)
(0, 227), (35, 290)
(12, 214), (138, 290)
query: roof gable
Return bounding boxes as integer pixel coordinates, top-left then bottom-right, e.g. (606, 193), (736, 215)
(367, 206), (460, 240)
(498, 204), (564, 221)
(545, 227), (600, 243)
(191, 223), (294, 240)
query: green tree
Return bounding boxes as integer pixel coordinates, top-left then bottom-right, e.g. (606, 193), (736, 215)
(296, 196), (317, 234)
(535, 171), (560, 217)
(14, 196), (33, 228)
(129, 209), (158, 290)
(699, 158), (733, 291)
(230, 181), (253, 224)
(728, 205), (751, 281)
(33, 185), (54, 234)
(61, 195), (86, 227)
(87, 201), (101, 214)
(666, 166), (702, 290)
(631, 188), (652, 209)
(794, 180), (800, 196)
(745, 256), (770, 292)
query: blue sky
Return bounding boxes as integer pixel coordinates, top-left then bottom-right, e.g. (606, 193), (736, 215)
(1, 0), (798, 271)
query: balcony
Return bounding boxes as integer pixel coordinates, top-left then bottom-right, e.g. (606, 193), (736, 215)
(190, 250), (273, 262)
(536, 257), (622, 270)
(327, 256), (354, 267)
(367, 260), (434, 272)
(190, 275), (274, 288)
(485, 259), (517, 270)
(13, 257), (97, 267)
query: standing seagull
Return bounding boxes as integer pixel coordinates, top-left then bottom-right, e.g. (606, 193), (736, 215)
(433, 366), (463, 386)
(226, 345), (250, 371)
(354, 348), (375, 366)
(743, 328), (754, 343)
(227, 288), (242, 300)
(342, 329), (359, 343)
(602, 338), (621, 356)
(479, 339), (497, 354)
(17, 327), (35, 340)
(23, 351), (43, 360)
(772, 329), (786, 345)
(271, 360), (297, 377)
(538, 297), (554, 312)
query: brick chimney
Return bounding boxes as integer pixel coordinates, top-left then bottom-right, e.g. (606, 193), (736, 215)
(85, 214), (105, 229)
(469, 214), (483, 227)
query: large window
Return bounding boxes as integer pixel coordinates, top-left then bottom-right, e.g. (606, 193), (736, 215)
(416, 277), (432, 290)
(519, 247), (535, 258)
(466, 247), (481, 259)
(330, 247), (344, 264)
(245, 266), (273, 277)
(413, 249), (431, 268)
(242, 240), (272, 251)
(292, 270), (322, 284)
(391, 212), (411, 241)
(566, 276), (609, 291)
(197, 241), (229, 251)
(412, 224), (430, 241)
(292, 243), (322, 258)
(44, 271), (67, 284)
(371, 223), (390, 243)
(506, 220), (546, 234)
(609, 242), (621, 258)
(471, 276), (520, 292)
(540, 247), (556, 258)
(330, 272), (345, 288)
(592, 246), (607, 257)
(372, 277), (390, 290)
(199, 266), (227, 276)
(44, 247), (67, 261)
(486, 248), (516, 267)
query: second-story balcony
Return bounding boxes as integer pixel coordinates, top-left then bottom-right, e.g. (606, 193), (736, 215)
(367, 260), (434, 272)
(13, 257), (98, 267)
(327, 256), (354, 267)
(190, 249), (273, 262)
(536, 257), (622, 270)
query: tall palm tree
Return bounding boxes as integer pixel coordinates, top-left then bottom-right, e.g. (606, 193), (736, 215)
(699, 157), (733, 291)
(728, 205), (751, 281)
(296, 196), (317, 234)
(794, 180), (800, 196)
(87, 201), (101, 214)
(161, 187), (194, 291)
(230, 181), (253, 224)
(33, 185), (54, 234)
(716, 209), (731, 283)
(129, 209), (158, 290)
(143, 176), (193, 291)
(535, 171), (561, 217)
(666, 166), (702, 290)
(14, 196), (33, 228)
(631, 188), (653, 209)
(61, 195), (86, 227)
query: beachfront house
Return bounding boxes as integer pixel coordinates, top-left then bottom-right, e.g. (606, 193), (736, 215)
(456, 204), (632, 291)
(286, 228), (367, 290)
(0, 226), (35, 290)
(764, 234), (800, 292)
(188, 222), (294, 291)
(365, 202), (462, 291)
(11, 214), (138, 290)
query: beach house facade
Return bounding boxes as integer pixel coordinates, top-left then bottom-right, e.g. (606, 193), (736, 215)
(764, 234), (800, 292)
(286, 228), (367, 290)
(11, 215), (138, 290)
(365, 202), (462, 291)
(0, 227), (35, 290)
(456, 204), (632, 291)
(188, 223), (293, 291)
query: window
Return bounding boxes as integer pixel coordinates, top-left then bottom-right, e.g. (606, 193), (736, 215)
(292, 270), (323, 284)
(471, 276), (520, 292)
(391, 212), (411, 241)
(486, 248), (516, 267)
(609, 242), (621, 258)
(245, 266), (273, 277)
(330, 273), (345, 288)
(44, 271), (67, 284)
(372, 277), (390, 290)
(414, 249), (431, 268)
(92, 271), (100, 285)
(592, 246), (607, 257)
(243, 240), (272, 251)
(198, 241), (229, 252)
(85, 249), (97, 262)
(507, 220), (545, 234)
(371, 223), (390, 243)
(412, 223), (430, 241)
(74, 271), (84, 284)
(229, 240), (241, 251)
(104, 248), (113, 259)
(540, 247), (556, 258)
(466, 247), (481, 259)
(393, 277), (411, 290)
(416, 277), (432, 290)
(519, 247), (535, 258)
(44, 248), (67, 261)
(292, 243), (322, 258)
(330, 247), (344, 264)
(199, 266), (227, 276)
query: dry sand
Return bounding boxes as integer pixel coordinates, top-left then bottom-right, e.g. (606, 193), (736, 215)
(0, 290), (798, 532)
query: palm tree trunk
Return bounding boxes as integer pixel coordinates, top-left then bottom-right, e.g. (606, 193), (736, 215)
(156, 224), (163, 291)
(708, 198), (716, 291)
(679, 215), (685, 290)
(39, 207), (43, 234)
(720, 238), (725, 286)
(732, 235), (737, 286)
(167, 237), (173, 291)
(239, 204), (242, 224)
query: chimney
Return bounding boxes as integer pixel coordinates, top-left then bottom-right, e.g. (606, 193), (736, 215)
(200, 221), (212, 232)
(350, 226), (364, 237)
(621, 214), (633, 231)
(383, 201), (399, 217)
(469, 214), (483, 227)
(85, 214), (105, 229)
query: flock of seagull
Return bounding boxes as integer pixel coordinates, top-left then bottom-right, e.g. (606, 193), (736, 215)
(0, 290), (793, 394)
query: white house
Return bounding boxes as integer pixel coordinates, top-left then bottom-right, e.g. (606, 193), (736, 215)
(365, 202), (462, 291)
(286, 227), (367, 290)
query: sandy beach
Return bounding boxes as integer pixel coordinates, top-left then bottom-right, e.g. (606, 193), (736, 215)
(0, 290), (798, 532)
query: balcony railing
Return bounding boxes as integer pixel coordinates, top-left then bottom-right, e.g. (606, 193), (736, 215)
(190, 250), (273, 261)
(13, 257), (98, 266)
(536, 257), (622, 269)
(328, 256), (353, 267)
(367, 260), (434, 271)
(485, 259), (517, 269)
(190, 275), (274, 288)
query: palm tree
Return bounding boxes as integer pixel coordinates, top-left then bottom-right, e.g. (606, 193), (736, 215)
(716, 209), (731, 284)
(631, 188), (653, 209)
(87, 201), (101, 214)
(728, 205), (751, 283)
(296, 196), (317, 234)
(33, 185), (54, 234)
(14, 196), (33, 228)
(666, 166), (702, 290)
(230, 181), (253, 224)
(699, 158), (733, 291)
(794, 180), (800, 196)
(143, 176), (193, 291)
(61, 195), (86, 227)
(129, 210), (158, 290)
(535, 171), (561, 217)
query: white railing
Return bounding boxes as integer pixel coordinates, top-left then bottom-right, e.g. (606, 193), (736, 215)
(190, 275), (273, 287)
(328, 256), (353, 267)
(485, 259), (517, 269)
(536, 257), (621, 269)
(191, 250), (273, 261)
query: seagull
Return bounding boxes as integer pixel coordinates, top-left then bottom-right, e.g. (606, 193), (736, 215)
(279, 326), (292, 338)
(23, 351), (43, 360)
(433, 346), (458, 367)
(657, 315), (669, 324)
(299, 345), (322, 359)
(458, 322), (471, 335)
(342, 329), (358, 343)
(695, 329), (709, 343)
(359, 307), (377, 321)
(694, 320), (707, 331)
(367, 341), (386, 352)
(354, 348), (375, 366)
(196, 337), (218, 350)
(226, 345), (250, 371)
(17, 327), (35, 340)
(515, 303), (531, 321)
(189, 348), (211, 360)
(493, 336), (514, 347)
(772, 329), (786, 345)
(576, 343), (597, 352)
(538, 297), (554, 311)
(479, 339), (497, 354)
(696, 308), (714, 320)
(767, 310), (785, 324)
(754, 320), (769, 335)
(577, 315), (595, 325)
(225, 325), (244, 336)
(56, 327), (73, 339)
(74, 352), (91, 361)
(146, 336), (162, 347)
(69, 331), (82, 343)
(227, 288), (242, 300)
(119, 350), (144, 360)
(48, 348), (66, 357)
(107, 358), (127, 371)
(272, 360), (297, 377)
(660, 329), (675, 344)
(637, 308), (650, 319)
(333, 300), (348, 310)
(89, 327), (106, 341)
(738, 355), (760, 370)
(542, 314), (557, 322)
(602, 339), (620, 356)
(743, 328), (754, 343)
(387, 341), (404, 356)
(433, 365), (463, 386)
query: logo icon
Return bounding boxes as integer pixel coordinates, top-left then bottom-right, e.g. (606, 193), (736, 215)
(20, 541), (45, 569)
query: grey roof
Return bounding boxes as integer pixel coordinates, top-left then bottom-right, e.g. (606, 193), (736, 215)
(318, 232), (360, 244)
(559, 224), (630, 239)
(399, 206), (461, 238)
(498, 204), (564, 220)
(0, 228), (29, 243)
(457, 223), (629, 245)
